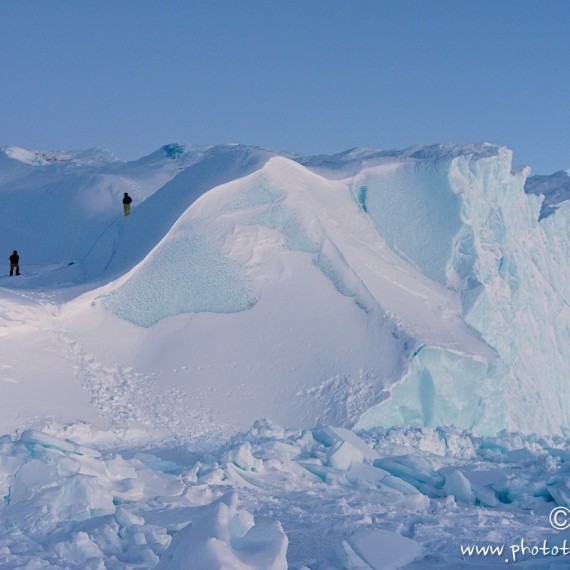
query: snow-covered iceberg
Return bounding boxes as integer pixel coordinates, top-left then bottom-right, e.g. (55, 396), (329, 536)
(94, 144), (570, 435)
(2, 142), (570, 437)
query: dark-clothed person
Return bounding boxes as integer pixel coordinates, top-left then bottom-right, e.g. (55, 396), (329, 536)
(9, 251), (19, 276)
(123, 193), (133, 216)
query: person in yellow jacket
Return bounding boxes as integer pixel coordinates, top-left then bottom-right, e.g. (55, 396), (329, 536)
(123, 192), (133, 216)
(9, 250), (19, 276)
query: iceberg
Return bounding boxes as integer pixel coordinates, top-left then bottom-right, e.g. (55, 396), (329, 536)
(2, 142), (570, 438)
(91, 145), (570, 435)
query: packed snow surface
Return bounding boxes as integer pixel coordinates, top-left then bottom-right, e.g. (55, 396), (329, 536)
(2, 141), (570, 567)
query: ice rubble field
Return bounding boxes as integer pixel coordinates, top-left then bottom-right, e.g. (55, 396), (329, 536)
(1, 142), (570, 567)
(4, 423), (570, 569)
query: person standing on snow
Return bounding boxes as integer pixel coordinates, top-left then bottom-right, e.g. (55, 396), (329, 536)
(123, 192), (133, 216)
(9, 250), (19, 276)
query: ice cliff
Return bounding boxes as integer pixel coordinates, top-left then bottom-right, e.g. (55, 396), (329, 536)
(355, 146), (570, 435)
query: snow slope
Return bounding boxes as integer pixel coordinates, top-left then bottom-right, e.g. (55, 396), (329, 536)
(3, 141), (570, 568)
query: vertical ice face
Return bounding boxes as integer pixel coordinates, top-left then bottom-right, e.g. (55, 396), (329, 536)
(352, 159), (464, 285)
(360, 146), (570, 435)
(453, 152), (570, 433)
(442, 150), (570, 431)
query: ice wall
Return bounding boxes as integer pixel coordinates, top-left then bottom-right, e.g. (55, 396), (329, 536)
(358, 147), (570, 435)
(350, 159), (464, 284)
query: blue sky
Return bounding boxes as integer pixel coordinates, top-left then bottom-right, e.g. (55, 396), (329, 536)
(1, 0), (568, 173)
